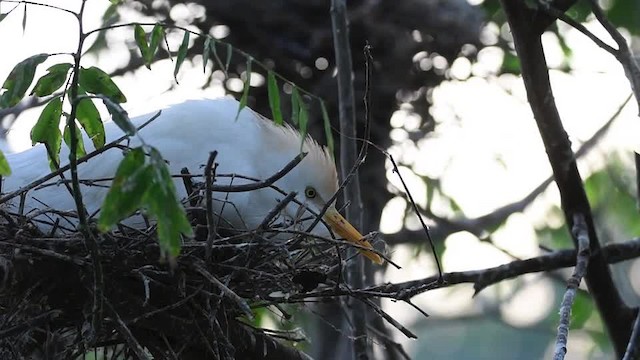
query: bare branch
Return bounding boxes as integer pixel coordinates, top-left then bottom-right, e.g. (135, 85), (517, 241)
(553, 214), (591, 359)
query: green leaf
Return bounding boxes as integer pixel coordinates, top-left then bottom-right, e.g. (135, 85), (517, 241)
(291, 86), (300, 126)
(174, 31), (190, 81)
(0, 4), (20, 23)
(134, 24), (152, 69)
(501, 51), (521, 75)
(79, 66), (127, 103)
(102, 97), (136, 136)
(569, 292), (594, 329)
(76, 96), (105, 149)
(96, 144), (194, 263)
(202, 36), (211, 72)
(238, 58), (252, 110)
(607, 0), (640, 35)
(0, 53), (48, 108)
(149, 24), (164, 57)
(63, 122), (86, 158)
(98, 148), (149, 231)
(320, 100), (335, 157)
(145, 148), (192, 258)
(298, 95), (309, 149)
(0, 151), (11, 176)
(210, 40), (226, 76)
(21, 3), (26, 33)
(30, 97), (63, 169)
(98, 146), (191, 260)
(31, 63), (72, 97)
(102, 2), (119, 21)
(267, 72), (283, 125)
(224, 43), (232, 72)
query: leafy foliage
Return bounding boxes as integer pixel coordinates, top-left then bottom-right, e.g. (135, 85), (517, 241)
(31, 63), (72, 97)
(319, 100), (335, 156)
(63, 121), (87, 158)
(607, 0), (640, 35)
(102, 97), (136, 136)
(173, 31), (190, 80)
(0, 53), (48, 108)
(134, 24), (152, 69)
(0, 4), (20, 23)
(202, 36), (212, 72)
(0, 151), (11, 176)
(30, 97), (63, 169)
(134, 24), (164, 69)
(290, 86), (300, 126)
(75, 94), (106, 149)
(267, 72), (284, 125)
(78, 66), (127, 103)
(98, 147), (193, 259)
(238, 58), (252, 112)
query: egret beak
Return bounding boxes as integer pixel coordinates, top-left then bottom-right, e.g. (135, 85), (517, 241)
(323, 207), (384, 265)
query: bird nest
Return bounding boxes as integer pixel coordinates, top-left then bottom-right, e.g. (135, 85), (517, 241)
(0, 174), (364, 359)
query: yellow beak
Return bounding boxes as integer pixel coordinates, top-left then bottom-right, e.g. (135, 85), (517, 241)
(323, 207), (384, 265)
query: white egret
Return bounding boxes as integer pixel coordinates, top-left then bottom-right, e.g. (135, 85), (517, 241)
(3, 97), (383, 264)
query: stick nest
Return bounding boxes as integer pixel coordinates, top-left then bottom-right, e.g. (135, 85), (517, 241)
(0, 185), (349, 359)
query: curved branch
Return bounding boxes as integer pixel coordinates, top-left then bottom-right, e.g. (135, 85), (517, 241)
(499, 1), (633, 355)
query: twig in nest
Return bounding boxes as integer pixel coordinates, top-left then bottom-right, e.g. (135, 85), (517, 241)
(358, 296), (416, 339)
(210, 152), (307, 193)
(258, 191), (298, 230)
(192, 262), (254, 320)
(0, 241), (87, 266)
(104, 299), (149, 360)
(205, 151), (219, 260)
(0, 309), (62, 340)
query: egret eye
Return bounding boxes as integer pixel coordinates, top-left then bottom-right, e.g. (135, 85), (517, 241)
(304, 186), (317, 199)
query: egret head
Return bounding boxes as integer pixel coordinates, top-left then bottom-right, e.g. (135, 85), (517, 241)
(265, 129), (383, 264)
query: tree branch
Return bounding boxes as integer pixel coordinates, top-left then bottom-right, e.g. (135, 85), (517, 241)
(496, 2), (634, 355)
(331, 0), (368, 358)
(553, 214), (590, 359)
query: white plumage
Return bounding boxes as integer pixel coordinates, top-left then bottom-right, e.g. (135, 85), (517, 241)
(3, 97), (382, 264)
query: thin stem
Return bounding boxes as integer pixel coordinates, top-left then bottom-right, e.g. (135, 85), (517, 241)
(66, 0), (104, 333)
(330, 0), (368, 358)
(0, 0), (76, 16)
(553, 215), (591, 360)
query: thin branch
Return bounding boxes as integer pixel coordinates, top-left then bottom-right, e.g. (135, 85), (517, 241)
(204, 151), (218, 260)
(258, 191), (297, 230)
(265, 237), (640, 303)
(537, 2), (616, 55)
(192, 262), (254, 320)
(330, 1), (368, 359)
(64, 0), (105, 335)
(588, 0), (640, 110)
(0, 0), (76, 16)
(492, 3), (634, 354)
(622, 310), (640, 360)
(104, 299), (150, 360)
(209, 152), (306, 193)
(0, 310), (62, 339)
(553, 214), (591, 360)
(358, 297), (416, 339)
(0, 241), (87, 265)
